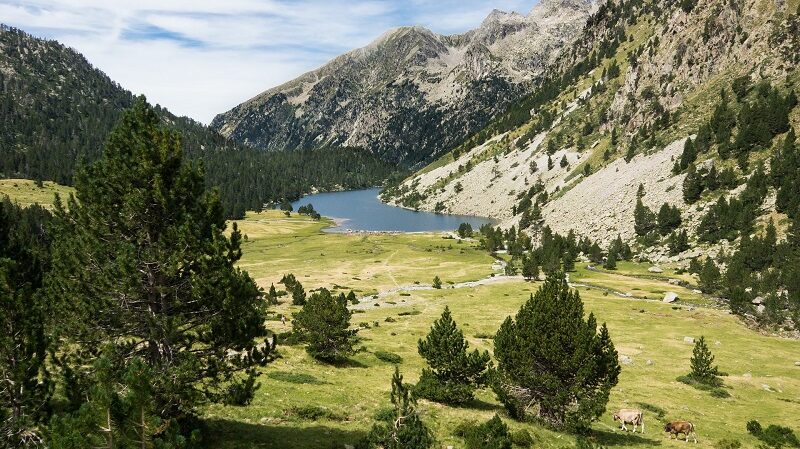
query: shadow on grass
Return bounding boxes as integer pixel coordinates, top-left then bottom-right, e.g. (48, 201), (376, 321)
(204, 418), (367, 449)
(591, 429), (663, 446)
(463, 398), (504, 412)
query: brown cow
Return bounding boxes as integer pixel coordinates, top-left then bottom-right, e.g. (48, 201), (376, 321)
(613, 409), (644, 433)
(664, 421), (697, 442)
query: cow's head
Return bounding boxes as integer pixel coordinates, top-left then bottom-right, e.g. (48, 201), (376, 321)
(612, 413), (620, 422)
(664, 423), (674, 432)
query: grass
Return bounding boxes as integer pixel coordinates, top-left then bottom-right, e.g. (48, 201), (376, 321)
(202, 212), (800, 449)
(0, 178), (74, 208)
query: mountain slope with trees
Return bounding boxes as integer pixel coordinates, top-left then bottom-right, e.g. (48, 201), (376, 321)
(0, 25), (397, 218)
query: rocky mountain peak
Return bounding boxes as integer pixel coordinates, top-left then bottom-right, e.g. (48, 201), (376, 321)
(211, 2), (593, 166)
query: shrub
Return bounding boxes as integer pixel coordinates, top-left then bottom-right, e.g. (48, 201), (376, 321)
(511, 429), (534, 447)
(747, 420), (800, 448)
(222, 370), (259, 406)
(286, 405), (346, 421)
(374, 351), (403, 364)
(459, 415), (512, 449)
(714, 438), (742, 449)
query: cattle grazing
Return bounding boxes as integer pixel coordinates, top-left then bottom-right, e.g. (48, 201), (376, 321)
(664, 421), (698, 443)
(612, 409), (644, 433)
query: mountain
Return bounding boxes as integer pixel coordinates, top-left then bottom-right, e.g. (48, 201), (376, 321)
(0, 25), (396, 217)
(211, 0), (595, 166)
(385, 0), (800, 251)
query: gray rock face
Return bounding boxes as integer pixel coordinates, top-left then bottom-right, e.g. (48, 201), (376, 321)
(663, 292), (679, 303)
(211, 0), (595, 166)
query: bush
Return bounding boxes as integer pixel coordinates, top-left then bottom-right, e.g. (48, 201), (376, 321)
(458, 415), (512, 449)
(747, 420), (800, 448)
(510, 429), (534, 447)
(374, 351), (403, 364)
(714, 439), (742, 449)
(413, 370), (476, 404)
(222, 370), (259, 406)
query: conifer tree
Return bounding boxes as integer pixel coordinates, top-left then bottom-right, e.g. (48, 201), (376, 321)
(415, 307), (490, 404)
(0, 199), (52, 447)
(267, 283), (279, 305)
(432, 276), (443, 289)
(603, 248), (617, 270)
(688, 336), (720, 385)
(292, 282), (307, 306)
(359, 368), (435, 449)
(347, 290), (358, 305)
(698, 258), (721, 293)
(657, 203), (682, 235)
(45, 99), (272, 419)
(293, 288), (355, 362)
(633, 198), (656, 236)
(492, 274), (620, 429)
(521, 254), (539, 281)
(678, 137), (696, 171)
(683, 163), (704, 203)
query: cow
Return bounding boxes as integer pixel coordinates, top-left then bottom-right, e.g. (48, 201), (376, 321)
(612, 409), (644, 433)
(664, 421), (698, 443)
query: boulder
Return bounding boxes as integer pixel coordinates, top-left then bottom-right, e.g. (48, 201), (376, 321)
(683, 336), (695, 344)
(620, 355), (633, 365)
(646, 359), (654, 366)
(751, 296), (765, 305)
(648, 266), (664, 273)
(668, 278), (682, 285)
(757, 304), (766, 314)
(794, 361), (800, 367)
(663, 292), (679, 303)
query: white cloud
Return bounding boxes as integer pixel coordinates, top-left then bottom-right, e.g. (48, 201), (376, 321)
(1, 0), (537, 123)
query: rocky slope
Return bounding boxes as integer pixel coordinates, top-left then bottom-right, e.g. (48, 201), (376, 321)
(211, 0), (596, 166)
(386, 0), (800, 255)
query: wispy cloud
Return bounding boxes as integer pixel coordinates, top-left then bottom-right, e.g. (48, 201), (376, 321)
(0, 0), (536, 123)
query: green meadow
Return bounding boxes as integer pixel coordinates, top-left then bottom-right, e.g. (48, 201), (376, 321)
(201, 212), (800, 449)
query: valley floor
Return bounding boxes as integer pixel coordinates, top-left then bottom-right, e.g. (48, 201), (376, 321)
(203, 211), (800, 449)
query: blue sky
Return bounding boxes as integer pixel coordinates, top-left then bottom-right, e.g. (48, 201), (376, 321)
(0, 0), (536, 123)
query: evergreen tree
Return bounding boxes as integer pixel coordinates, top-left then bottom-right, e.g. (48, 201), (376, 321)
(521, 254), (539, 281)
(683, 163), (704, 203)
(432, 276), (443, 289)
(415, 307), (490, 404)
(346, 290), (358, 305)
(657, 203), (682, 235)
(492, 274), (620, 429)
(45, 99), (272, 420)
(0, 199), (52, 447)
(267, 283), (279, 305)
(293, 288), (355, 362)
(292, 282), (307, 306)
(678, 137), (697, 171)
(603, 248), (617, 270)
(457, 223), (474, 238)
(460, 415), (512, 449)
(698, 258), (721, 294)
(633, 198), (656, 236)
(562, 253), (576, 272)
(688, 336), (720, 385)
(358, 368), (435, 449)
(668, 230), (690, 255)
(560, 155), (569, 168)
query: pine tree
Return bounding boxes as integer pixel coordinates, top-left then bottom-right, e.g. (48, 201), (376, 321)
(603, 248), (617, 270)
(45, 99), (272, 419)
(0, 199), (52, 447)
(689, 336), (720, 385)
(359, 368), (435, 449)
(267, 283), (279, 305)
(292, 282), (307, 305)
(678, 137), (696, 171)
(347, 290), (358, 305)
(657, 203), (682, 235)
(521, 254), (539, 281)
(683, 163), (704, 203)
(492, 274), (620, 429)
(414, 307), (490, 404)
(698, 258), (721, 293)
(432, 276), (443, 289)
(634, 198), (656, 236)
(293, 288), (355, 362)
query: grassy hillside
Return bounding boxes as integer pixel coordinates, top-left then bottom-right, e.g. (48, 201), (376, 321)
(0, 178), (73, 207)
(202, 212), (800, 449)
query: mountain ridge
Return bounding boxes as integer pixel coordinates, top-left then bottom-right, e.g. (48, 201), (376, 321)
(211, 0), (596, 166)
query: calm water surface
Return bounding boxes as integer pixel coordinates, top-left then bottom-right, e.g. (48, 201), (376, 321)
(291, 188), (496, 233)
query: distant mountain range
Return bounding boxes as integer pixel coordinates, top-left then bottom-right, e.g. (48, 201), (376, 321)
(211, 0), (595, 166)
